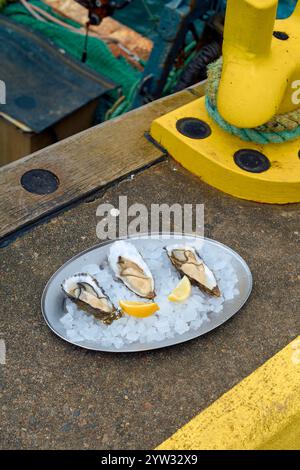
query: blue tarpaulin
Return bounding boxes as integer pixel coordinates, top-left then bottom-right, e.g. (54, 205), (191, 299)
(0, 16), (115, 132)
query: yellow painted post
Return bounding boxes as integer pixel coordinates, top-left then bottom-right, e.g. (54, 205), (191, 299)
(222, 0), (277, 56)
(218, 0), (300, 127)
(150, 0), (300, 204)
(218, 0), (283, 128)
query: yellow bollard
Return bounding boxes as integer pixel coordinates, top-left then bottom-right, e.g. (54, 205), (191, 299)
(150, 0), (300, 204)
(219, 0), (300, 128)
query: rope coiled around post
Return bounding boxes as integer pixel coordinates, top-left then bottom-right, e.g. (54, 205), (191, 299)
(205, 58), (300, 144)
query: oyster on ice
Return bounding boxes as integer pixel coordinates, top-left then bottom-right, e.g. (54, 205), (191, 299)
(108, 241), (155, 299)
(62, 273), (120, 324)
(166, 245), (221, 297)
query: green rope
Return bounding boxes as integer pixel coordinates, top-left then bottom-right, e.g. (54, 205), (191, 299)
(140, 0), (160, 37)
(163, 40), (198, 96)
(141, 0), (157, 23)
(107, 78), (141, 119)
(206, 58), (300, 144)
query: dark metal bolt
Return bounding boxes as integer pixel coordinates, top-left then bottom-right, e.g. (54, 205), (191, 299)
(21, 169), (59, 195)
(176, 118), (212, 139)
(234, 149), (271, 173)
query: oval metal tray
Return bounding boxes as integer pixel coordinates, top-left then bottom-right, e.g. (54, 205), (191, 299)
(41, 235), (253, 352)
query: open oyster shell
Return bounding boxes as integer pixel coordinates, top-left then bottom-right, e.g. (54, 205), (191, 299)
(108, 241), (155, 299)
(62, 273), (121, 324)
(166, 245), (221, 297)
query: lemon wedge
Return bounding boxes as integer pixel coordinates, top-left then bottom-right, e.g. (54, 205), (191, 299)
(168, 276), (192, 303)
(119, 300), (159, 318)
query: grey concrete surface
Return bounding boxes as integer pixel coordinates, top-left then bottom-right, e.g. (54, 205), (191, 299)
(0, 159), (299, 449)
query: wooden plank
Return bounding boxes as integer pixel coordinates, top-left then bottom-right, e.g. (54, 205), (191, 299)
(0, 90), (199, 240)
(189, 80), (207, 97)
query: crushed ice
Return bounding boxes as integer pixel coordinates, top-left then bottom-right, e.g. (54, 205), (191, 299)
(60, 240), (239, 348)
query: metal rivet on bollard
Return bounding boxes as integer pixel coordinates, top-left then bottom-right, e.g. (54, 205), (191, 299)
(176, 118), (212, 139)
(21, 169), (59, 195)
(273, 31), (289, 40)
(234, 149), (271, 173)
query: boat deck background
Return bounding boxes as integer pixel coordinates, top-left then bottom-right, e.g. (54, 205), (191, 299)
(0, 16), (115, 134)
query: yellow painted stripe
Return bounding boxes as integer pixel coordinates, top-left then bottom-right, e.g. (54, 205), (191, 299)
(157, 337), (300, 450)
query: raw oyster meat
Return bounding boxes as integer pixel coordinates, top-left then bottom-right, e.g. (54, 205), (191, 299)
(166, 245), (221, 297)
(108, 241), (155, 299)
(62, 273), (120, 324)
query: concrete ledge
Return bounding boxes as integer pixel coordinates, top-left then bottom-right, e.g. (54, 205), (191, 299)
(157, 337), (300, 450)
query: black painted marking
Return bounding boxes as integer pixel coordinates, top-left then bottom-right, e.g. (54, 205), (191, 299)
(21, 169), (59, 195)
(273, 31), (289, 41)
(234, 149), (271, 173)
(176, 118), (211, 139)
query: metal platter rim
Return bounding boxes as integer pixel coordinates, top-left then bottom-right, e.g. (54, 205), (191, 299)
(41, 234), (253, 353)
